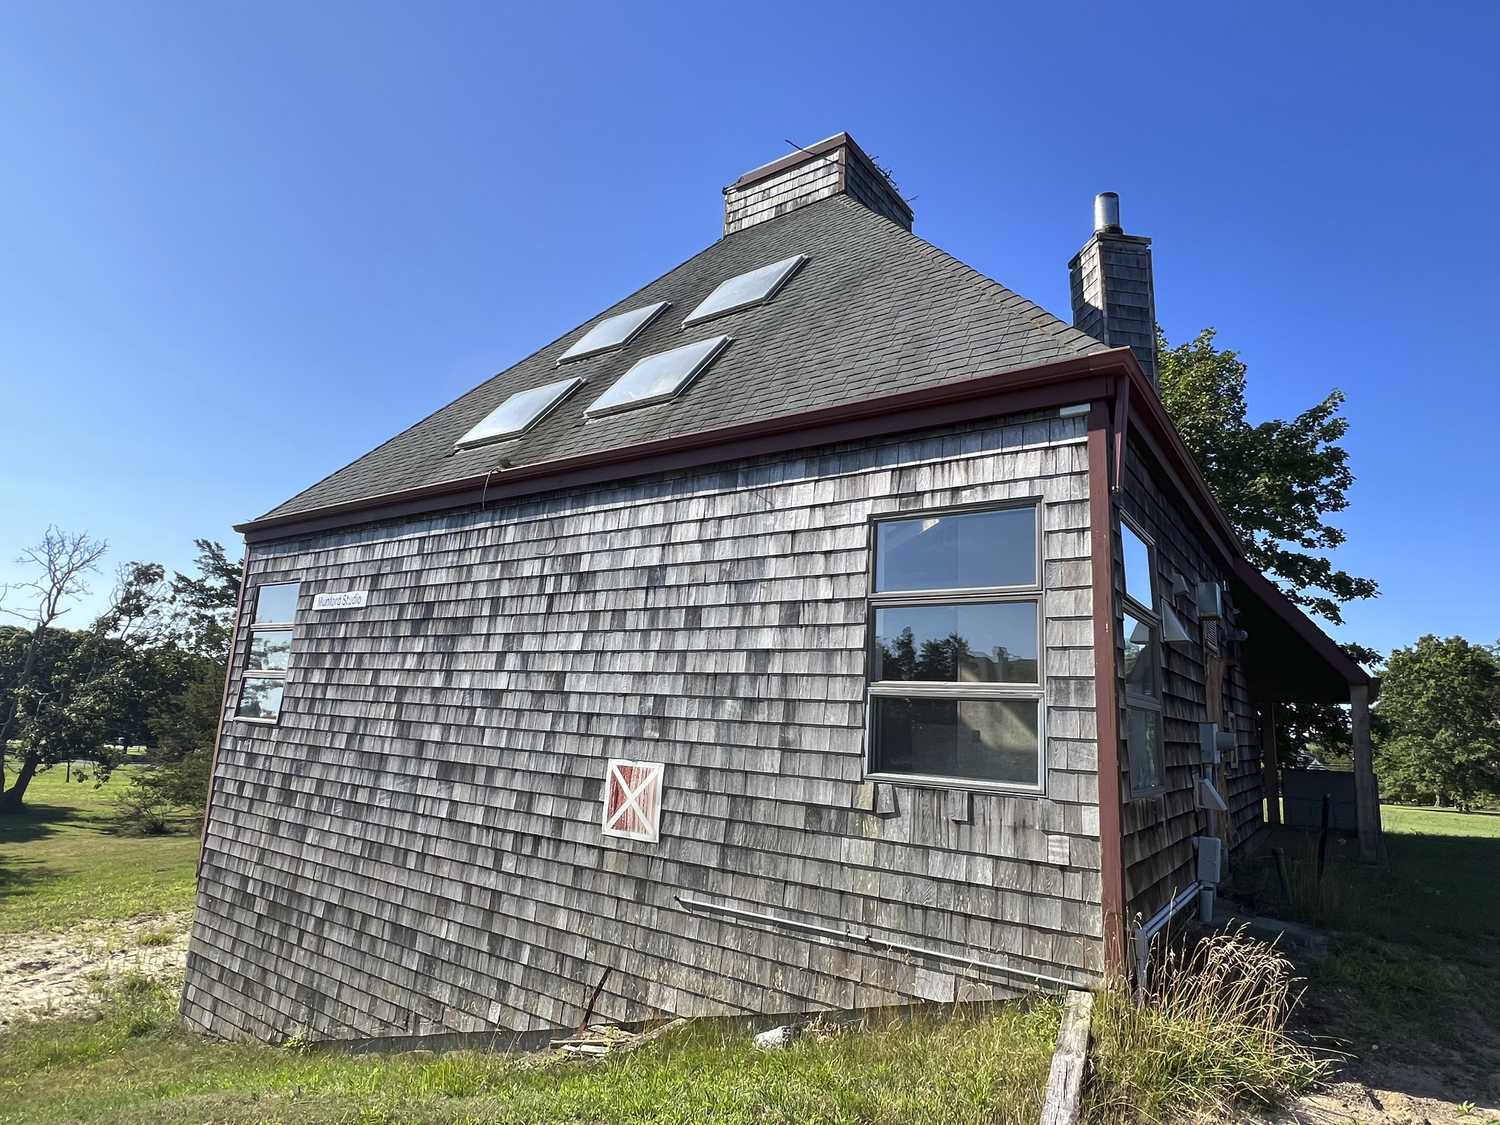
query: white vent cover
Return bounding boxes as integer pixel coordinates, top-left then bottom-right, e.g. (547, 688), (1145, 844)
(602, 759), (664, 843)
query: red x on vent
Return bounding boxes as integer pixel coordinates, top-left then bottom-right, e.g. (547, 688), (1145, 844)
(602, 759), (664, 843)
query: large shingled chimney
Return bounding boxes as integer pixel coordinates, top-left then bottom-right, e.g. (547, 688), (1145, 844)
(1068, 193), (1158, 387)
(723, 133), (913, 236)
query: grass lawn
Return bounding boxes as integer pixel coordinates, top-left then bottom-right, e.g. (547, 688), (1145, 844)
(0, 987), (1062, 1125)
(0, 765), (199, 934)
(1382, 803), (1500, 838)
(1229, 804), (1500, 1098)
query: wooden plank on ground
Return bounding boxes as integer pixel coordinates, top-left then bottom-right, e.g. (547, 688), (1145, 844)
(1039, 988), (1094, 1125)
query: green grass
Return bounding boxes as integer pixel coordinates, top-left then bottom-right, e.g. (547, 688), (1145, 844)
(1382, 803), (1500, 838)
(0, 982), (1061, 1125)
(1228, 804), (1500, 1087)
(0, 766), (199, 934)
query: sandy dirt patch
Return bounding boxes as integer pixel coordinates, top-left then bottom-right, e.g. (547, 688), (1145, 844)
(1289, 1080), (1498, 1125)
(0, 912), (191, 1027)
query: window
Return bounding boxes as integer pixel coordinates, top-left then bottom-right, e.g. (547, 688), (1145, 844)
(1120, 518), (1163, 794)
(584, 335), (730, 417)
(683, 255), (806, 325)
(866, 505), (1044, 790)
(237, 582), (299, 722)
(455, 377), (583, 449)
(558, 302), (669, 362)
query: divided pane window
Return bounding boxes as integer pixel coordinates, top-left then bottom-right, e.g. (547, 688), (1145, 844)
(867, 505), (1044, 791)
(1126, 707), (1162, 791)
(875, 507), (1036, 592)
(1119, 519), (1163, 795)
(237, 582), (299, 723)
(1121, 522), (1155, 612)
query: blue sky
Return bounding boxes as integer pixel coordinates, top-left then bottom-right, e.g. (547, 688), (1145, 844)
(0, 2), (1495, 658)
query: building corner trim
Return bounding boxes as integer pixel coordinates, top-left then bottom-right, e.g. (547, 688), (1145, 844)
(1087, 401), (1127, 975)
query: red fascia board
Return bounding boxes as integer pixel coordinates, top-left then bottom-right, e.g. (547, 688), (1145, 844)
(236, 350), (1133, 542)
(237, 343), (1369, 693)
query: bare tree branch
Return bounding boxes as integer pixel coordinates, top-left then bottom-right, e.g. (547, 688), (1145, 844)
(0, 527), (108, 629)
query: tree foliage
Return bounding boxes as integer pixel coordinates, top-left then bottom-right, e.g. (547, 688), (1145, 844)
(1157, 328), (1376, 626)
(0, 533), (240, 820)
(1374, 635), (1500, 809)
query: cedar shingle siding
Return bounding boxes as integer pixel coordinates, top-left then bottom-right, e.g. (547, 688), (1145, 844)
(183, 413), (1104, 1042)
(185, 137), (1370, 1043)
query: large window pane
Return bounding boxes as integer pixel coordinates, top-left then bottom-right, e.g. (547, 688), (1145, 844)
(1127, 706), (1162, 791)
(237, 678), (285, 721)
(1122, 614), (1158, 699)
(1121, 523), (1154, 611)
(874, 602), (1038, 684)
(253, 583), (300, 625)
(248, 629), (292, 672)
(875, 507), (1036, 592)
(871, 696), (1039, 786)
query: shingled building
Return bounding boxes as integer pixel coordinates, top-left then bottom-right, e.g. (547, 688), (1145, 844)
(183, 134), (1377, 1043)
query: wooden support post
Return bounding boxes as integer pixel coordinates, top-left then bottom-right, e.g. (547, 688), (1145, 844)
(1040, 990), (1095, 1125)
(1350, 683), (1381, 864)
(1260, 702), (1281, 827)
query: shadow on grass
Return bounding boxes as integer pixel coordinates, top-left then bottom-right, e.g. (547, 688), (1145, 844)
(0, 802), (95, 846)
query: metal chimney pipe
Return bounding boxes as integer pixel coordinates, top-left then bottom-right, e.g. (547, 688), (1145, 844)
(1094, 192), (1121, 233)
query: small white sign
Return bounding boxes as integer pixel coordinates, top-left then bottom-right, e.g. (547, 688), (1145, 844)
(313, 590), (368, 611)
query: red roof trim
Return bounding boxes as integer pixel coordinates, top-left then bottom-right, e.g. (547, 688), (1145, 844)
(238, 344), (1369, 689)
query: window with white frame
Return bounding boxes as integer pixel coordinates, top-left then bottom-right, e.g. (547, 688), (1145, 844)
(1120, 519), (1163, 793)
(866, 504), (1044, 790)
(236, 582), (299, 723)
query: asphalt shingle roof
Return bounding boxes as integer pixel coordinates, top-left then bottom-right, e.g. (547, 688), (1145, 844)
(262, 194), (1107, 520)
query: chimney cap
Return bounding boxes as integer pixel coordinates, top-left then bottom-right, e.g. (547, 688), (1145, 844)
(1094, 192), (1122, 234)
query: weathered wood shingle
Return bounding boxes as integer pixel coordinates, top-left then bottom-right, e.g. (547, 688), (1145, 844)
(184, 411), (1104, 1043)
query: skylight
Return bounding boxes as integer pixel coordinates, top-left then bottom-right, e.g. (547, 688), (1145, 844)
(683, 255), (806, 325)
(584, 336), (731, 417)
(558, 302), (669, 363)
(455, 377), (583, 449)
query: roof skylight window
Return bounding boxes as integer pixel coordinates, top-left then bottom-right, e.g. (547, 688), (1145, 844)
(584, 335), (731, 417)
(455, 377), (583, 449)
(558, 302), (669, 363)
(683, 255), (806, 325)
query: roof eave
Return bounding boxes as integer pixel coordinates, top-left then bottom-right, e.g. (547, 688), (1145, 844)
(236, 349), (1132, 540)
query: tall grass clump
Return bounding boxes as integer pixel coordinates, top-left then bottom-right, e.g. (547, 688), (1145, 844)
(1086, 930), (1326, 1124)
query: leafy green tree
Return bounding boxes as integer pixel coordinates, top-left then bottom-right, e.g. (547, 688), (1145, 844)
(1375, 635), (1500, 809)
(1158, 329), (1381, 765)
(130, 541), (241, 826)
(1158, 328), (1377, 626)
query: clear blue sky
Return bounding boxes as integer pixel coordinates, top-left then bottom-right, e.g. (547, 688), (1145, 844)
(0, 2), (1495, 658)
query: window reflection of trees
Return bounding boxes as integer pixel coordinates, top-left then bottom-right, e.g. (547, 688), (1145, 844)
(876, 626), (1037, 684)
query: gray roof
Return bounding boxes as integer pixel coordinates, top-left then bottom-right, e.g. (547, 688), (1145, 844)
(262, 194), (1107, 521)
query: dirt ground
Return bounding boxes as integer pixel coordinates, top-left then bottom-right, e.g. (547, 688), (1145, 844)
(1290, 1080), (1498, 1125)
(0, 911), (191, 1028)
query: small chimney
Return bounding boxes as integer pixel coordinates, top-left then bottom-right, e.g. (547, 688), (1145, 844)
(1068, 193), (1158, 387)
(723, 133), (912, 236)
